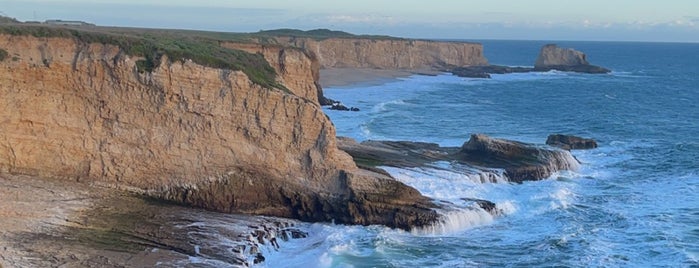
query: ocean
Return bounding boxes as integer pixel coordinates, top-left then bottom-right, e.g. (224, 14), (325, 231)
(259, 41), (699, 267)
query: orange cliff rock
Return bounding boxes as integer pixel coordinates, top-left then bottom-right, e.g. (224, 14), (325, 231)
(0, 34), (437, 230)
(274, 37), (488, 70)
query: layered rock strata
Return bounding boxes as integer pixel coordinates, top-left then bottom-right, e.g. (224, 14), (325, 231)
(534, 44), (610, 73)
(338, 134), (580, 183)
(0, 34), (437, 230)
(274, 37), (488, 70)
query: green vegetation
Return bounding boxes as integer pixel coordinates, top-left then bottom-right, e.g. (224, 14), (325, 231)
(254, 28), (402, 41)
(0, 15), (19, 24)
(0, 24), (286, 90)
(0, 48), (7, 61)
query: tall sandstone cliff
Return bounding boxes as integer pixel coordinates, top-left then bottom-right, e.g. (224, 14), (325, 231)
(0, 34), (437, 229)
(275, 37), (488, 69)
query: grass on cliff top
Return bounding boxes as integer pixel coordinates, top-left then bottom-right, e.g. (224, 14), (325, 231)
(254, 28), (403, 41)
(0, 24), (287, 91)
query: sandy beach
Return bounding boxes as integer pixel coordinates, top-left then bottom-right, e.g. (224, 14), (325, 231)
(319, 67), (441, 88)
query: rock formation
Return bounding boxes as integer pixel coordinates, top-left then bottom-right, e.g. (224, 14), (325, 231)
(534, 44), (610, 73)
(274, 37), (488, 70)
(546, 134), (598, 150)
(458, 134), (580, 182)
(338, 134), (580, 183)
(449, 44), (610, 78)
(0, 33), (438, 230)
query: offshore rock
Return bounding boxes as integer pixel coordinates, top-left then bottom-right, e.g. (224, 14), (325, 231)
(0, 34), (438, 230)
(457, 134), (580, 183)
(546, 134), (598, 150)
(449, 65), (533, 78)
(450, 45), (610, 78)
(534, 44), (610, 73)
(338, 134), (580, 183)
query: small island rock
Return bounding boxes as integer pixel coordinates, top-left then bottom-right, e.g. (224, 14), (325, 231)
(534, 44), (610, 73)
(546, 134), (598, 150)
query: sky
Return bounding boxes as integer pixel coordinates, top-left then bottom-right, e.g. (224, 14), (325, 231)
(2, 0), (698, 42)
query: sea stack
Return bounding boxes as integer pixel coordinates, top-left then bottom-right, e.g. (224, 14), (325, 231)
(534, 44), (610, 73)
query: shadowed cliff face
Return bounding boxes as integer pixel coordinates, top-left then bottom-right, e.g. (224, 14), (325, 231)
(275, 37), (488, 69)
(0, 34), (437, 229)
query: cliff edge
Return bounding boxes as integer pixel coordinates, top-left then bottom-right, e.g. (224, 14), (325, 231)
(265, 31), (488, 70)
(0, 27), (438, 230)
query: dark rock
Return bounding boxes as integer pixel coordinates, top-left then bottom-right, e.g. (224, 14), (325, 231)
(461, 198), (499, 215)
(457, 134), (580, 183)
(450, 65), (533, 78)
(329, 103), (360, 111)
(338, 134), (581, 184)
(253, 253), (265, 264)
(546, 134), (598, 150)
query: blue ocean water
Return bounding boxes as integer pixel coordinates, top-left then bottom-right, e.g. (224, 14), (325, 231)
(263, 41), (699, 267)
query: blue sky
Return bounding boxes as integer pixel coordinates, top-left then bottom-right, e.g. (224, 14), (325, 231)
(2, 0), (698, 42)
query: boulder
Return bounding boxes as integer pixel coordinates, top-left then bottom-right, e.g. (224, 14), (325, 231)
(329, 102), (360, 111)
(546, 134), (598, 150)
(456, 134), (580, 183)
(534, 44), (610, 73)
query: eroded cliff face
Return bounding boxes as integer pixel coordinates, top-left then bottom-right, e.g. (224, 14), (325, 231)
(0, 34), (437, 229)
(221, 42), (322, 104)
(275, 37), (488, 70)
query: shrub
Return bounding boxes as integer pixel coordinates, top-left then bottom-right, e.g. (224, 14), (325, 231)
(0, 25), (284, 91)
(0, 48), (7, 61)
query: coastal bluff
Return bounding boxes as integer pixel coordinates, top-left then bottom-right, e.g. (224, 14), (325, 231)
(0, 30), (438, 230)
(267, 31), (488, 70)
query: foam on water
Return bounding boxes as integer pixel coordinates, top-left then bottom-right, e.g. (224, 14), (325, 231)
(413, 207), (495, 235)
(276, 41), (699, 267)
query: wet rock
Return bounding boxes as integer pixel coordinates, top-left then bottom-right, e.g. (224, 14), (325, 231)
(458, 134), (580, 183)
(449, 65), (533, 78)
(253, 253), (265, 264)
(546, 134), (598, 150)
(461, 198), (499, 215)
(339, 134), (580, 183)
(329, 102), (360, 111)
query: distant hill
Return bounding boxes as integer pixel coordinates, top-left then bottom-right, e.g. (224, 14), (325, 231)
(0, 15), (19, 23)
(255, 28), (402, 40)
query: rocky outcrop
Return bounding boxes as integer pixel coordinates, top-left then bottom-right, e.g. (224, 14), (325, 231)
(449, 65), (533, 78)
(449, 44), (610, 78)
(458, 134), (580, 182)
(274, 37), (488, 70)
(546, 134), (598, 150)
(338, 134), (580, 183)
(0, 34), (438, 230)
(0, 173), (308, 267)
(534, 44), (610, 73)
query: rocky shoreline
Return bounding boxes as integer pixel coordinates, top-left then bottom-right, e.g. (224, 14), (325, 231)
(0, 173), (308, 267)
(0, 23), (603, 267)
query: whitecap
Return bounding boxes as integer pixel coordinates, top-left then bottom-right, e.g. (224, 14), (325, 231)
(413, 207), (495, 235)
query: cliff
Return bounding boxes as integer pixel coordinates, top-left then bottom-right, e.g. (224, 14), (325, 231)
(0, 32), (437, 229)
(274, 37), (488, 70)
